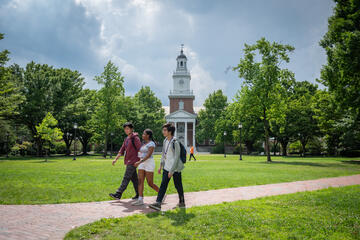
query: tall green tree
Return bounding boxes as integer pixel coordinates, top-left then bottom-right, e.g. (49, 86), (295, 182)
(36, 112), (63, 161)
(196, 90), (228, 144)
(289, 81), (319, 156)
(233, 38), (295, 162)
(132, 86), (166, 142)
(93, 61), (125, 158)
(14, 62), (84, 156)
(232, 87), (264, 154)
(319, 0), (360, 114)
(0, 34), (23, 120)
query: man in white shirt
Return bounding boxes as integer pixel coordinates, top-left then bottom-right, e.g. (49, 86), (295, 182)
(149, 123), (185, 211)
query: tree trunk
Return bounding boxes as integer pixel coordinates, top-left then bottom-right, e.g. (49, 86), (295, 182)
(81, 138), (89, 155)
(263, 109), (271, 162)
(103, 132), (108, 159)
(280, 140), (288, 156)
(64, 138), (72, 156)
(301, 140), (306, 157)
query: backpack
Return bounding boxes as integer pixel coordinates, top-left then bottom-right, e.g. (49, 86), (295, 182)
(172, 140), (187, 164)
(130, 135), (140, 151)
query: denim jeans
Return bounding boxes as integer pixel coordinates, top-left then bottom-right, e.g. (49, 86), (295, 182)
(156, 169), (184, 203)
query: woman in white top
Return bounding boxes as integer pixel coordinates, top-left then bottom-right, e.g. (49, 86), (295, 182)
(132, 129), (159, 205)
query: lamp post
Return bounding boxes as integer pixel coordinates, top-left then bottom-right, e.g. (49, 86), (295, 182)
(5, 132), (9, 158)
(73, 123), (78, 160)
(238, 123), (243, 160)
(110, 132), (114, 158)
(66, 132), (72, 156)
(223, 131), (227, 158)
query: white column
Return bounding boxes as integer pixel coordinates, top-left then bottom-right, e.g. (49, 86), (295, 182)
(184, 121), (188, 148)
(193, 119), (196, 150)
(174, 120), (178, 138)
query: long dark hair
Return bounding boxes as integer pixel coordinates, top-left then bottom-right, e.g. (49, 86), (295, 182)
(144, 128), (155, 143)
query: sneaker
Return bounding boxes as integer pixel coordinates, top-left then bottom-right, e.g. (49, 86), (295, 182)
(149, 202), (161, 211)
(131, 199), (144, 206)
(161, 194), (167, 204)
(109, 193), (122, 200)
(132, 194), (139, 200)
(175, 202), (186, 209)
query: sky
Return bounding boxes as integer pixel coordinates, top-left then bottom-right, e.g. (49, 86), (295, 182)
(0, 0), (335, 106)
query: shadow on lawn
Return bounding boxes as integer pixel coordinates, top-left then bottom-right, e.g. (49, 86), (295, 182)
(342, 160), (360, 165)
(260, 161), (329, 167)
(146, 208), (195, 226)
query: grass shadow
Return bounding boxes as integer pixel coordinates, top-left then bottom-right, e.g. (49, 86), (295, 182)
(261, 161), (328, 167)
(146, 208), (195, 226)
(341, 160), (360, 165)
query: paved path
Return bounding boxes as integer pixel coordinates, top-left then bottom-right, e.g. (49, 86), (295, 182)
(1, 174), (360, 240)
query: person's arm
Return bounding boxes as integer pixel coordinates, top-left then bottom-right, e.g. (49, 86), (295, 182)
(169, 141), (181, 176)
(134, 145), (154, 167)
(112, 139), (126, 165)
(159, 140), (165, 174)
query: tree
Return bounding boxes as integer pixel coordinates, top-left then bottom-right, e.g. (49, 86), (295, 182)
(36, 112), (63, 161)
(196, 90), (228, 144)
(93, 61), (125, 158)
(61, 89), (97, 155)
(132, 86), (166, 142)
(289, 81), (319, 156)
(319, 0), (360, 115)
(13, 62), (84, 156)
(0, 34), (24, 120)
(232, 87), (264, 154)
(233, 38), (295, 162)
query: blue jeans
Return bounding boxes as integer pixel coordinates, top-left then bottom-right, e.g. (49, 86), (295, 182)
(156, 169), (184, 203)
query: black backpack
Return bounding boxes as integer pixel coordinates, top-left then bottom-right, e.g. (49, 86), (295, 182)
(172, 140), (187, 164)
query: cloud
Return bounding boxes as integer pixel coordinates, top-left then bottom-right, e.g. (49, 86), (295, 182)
(0, 0), (334, 107)
(184, 46), (227, 105)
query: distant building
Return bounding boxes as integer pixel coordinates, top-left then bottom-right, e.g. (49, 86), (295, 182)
(165, 45), (197, 150)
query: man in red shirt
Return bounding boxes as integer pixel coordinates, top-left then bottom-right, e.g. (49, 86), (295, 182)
(109, 122), (141, 200)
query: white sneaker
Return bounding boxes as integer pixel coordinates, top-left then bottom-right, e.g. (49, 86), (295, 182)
(132, 199), (144, 206)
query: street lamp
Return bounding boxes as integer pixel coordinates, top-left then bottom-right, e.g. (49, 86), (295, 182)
(66, 132), (72, 156)
(238, 123), (243, 160)
(73, 123), (78, 160)
(110, 132), (114, 158)
(223, 131), (227, 158)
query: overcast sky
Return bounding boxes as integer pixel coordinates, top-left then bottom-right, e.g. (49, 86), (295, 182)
(0, 0), (334, 106)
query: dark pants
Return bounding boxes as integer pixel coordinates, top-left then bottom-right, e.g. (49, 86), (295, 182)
(156, 169), (184, 203)
(189, 153), (196, 161)
(116, 164), (139, 196)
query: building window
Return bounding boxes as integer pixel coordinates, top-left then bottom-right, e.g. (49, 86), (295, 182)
(179, 100), (184, 110)
(180, 61), (183, 66)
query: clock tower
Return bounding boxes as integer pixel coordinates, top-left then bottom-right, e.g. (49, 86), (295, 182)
(166, 45), (197, 149)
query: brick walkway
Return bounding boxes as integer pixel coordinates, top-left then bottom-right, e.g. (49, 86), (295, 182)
(1, 174), (360, 240)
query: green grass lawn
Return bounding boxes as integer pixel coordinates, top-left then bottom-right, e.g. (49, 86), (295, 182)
(65, 185), (360, 240)
(0, 154), (359, 204)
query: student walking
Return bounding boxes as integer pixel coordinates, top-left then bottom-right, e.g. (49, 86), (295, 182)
(189, 145), (196, 161)
(132, 129), (160, 206)
(109, 122), (141, 200)
(149, 123), (185, 211)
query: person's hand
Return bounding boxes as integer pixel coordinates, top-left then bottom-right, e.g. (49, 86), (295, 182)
(168, 172), (173, 178)
(134, 161), (141, 167)
(112, 159), (117, 166)
(157, 168), (161, 174)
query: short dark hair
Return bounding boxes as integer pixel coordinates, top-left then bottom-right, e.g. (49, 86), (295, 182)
(123, 122), (134, 129)
(162, 123), (175, 136)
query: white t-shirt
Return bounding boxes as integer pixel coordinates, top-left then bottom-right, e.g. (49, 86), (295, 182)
(139, 141), (156, 160)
